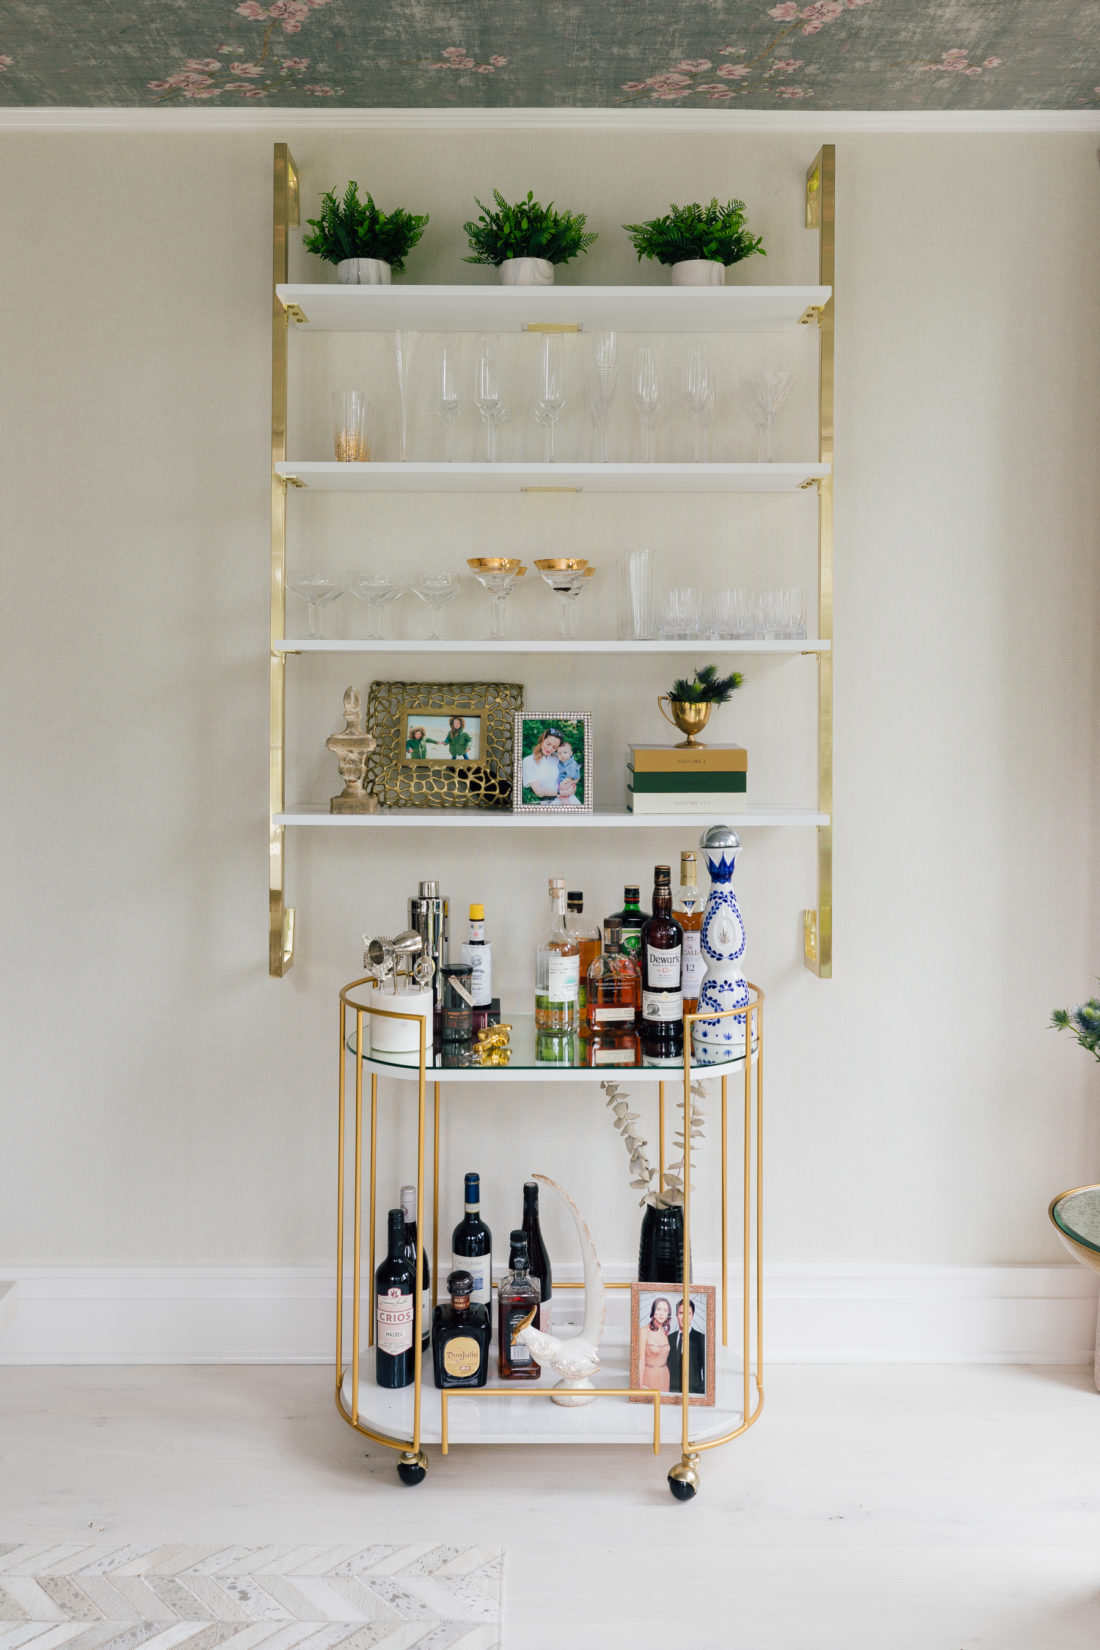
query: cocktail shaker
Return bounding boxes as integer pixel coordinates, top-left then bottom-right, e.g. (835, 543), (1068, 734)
(408, 880), (449, 1008)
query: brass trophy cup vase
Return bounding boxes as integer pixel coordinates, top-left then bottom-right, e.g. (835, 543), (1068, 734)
(657, 696), (713, 748)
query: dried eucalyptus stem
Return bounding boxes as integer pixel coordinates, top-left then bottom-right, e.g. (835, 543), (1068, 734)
(601, 1078), (707, 1209)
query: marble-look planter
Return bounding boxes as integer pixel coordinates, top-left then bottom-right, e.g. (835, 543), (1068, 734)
(336, 258), (392, 286)
(670, 259), (725, 287)
(499, 257), (555, 287)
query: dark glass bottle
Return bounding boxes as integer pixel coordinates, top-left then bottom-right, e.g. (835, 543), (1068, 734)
(400, 1183), (431, 1351)
(521, 1181), (552, 1331)
(451, 1171), (492, 1309)
(640, 864), (684, 1059)
(432, 1269), (491, 1389)
(605, 884), (649, 960)
(498, 1231), (541, 1380)
(375, 1207), (416, 1389)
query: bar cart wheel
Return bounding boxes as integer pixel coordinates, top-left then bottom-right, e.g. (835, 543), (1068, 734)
(667, 1453), (701, 1501)
(397, 1449), (429, 1486)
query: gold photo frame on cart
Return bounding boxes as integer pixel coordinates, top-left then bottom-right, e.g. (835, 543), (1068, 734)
(364, 680), (523, 808)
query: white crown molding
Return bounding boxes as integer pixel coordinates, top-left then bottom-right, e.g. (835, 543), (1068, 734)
(0, 106), (1098, 133)
(0, 1263), (1094, 1364)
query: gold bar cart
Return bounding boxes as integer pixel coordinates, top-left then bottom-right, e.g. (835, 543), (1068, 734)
(335, 988), (763, 1498)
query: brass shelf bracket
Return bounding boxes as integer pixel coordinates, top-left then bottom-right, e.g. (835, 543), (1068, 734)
(522, 322), (582, 333)
(284, 302), (309, 325)
(804, 145), (835, 978)
(270, 141), (299, 977)
(797, 304), (824, 327)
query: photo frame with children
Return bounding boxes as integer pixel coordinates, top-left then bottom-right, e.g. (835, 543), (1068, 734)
(512, 713), (593, 814)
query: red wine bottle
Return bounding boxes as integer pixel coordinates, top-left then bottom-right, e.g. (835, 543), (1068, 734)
(375, 1207), (416, 1389)
(521, 1180), (552, 1330)
(640, 864), (684, 1059)
(400, 1183), (431, 1351)
(451, 1171), (492, 1309)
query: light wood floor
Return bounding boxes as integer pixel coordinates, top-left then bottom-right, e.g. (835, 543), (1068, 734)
(3, 1364), (1099, 1647)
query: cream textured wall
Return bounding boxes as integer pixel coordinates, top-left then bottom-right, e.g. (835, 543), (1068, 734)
(1, 129), (1097, 1277)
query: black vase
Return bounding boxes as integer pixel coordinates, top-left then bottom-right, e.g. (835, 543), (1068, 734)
(638, 1202), (686, 1282)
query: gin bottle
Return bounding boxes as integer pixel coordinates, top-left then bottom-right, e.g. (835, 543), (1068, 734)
(536, 877), (580, 1032)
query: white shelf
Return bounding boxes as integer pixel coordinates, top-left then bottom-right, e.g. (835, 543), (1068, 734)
(275, 638), (830, 654)
(277, 461), (828, 494)
(277, 282), (830, 334)
(277, 804), (827, 828)
(338, 1315), (746, 1446)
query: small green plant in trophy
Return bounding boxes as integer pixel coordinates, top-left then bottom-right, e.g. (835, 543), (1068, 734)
(326, 686), (378, 813)
(658, 663), (743, 747)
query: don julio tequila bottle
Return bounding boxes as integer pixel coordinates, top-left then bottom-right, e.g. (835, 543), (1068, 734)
(640, 864), (684, 1059)
(432, 1269), (491, 1389)
(536, 878), (580, 1032)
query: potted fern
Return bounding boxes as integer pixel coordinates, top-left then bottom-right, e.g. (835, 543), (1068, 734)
(303, 182), (429, 285)
(464, 189), (597, 286)
(623, 198), (765, 287)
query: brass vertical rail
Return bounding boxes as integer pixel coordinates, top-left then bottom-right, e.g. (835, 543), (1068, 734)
(269, 142), (299, 976)
(351, 1009), (364, 1424)
(680, 1041), (692, 1457)
(412, 1025), (427, 1456)
(756, 1001), (765, 1387)
(658, 1081), (666, 1196)
(368, 1072), (378, 1347)
(336, 998), (346, 1383)
(803, 143), (835, 978)
(721, 1073), (728, 1348)
(743, 1006), (752, 1428)
(432, 1082), (441, 1314)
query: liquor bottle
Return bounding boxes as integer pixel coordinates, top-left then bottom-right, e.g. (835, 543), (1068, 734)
(585, 1026), (642, 1067)
(375, 1207), (416, 1389)
(640, 864), (684, 1059)
(521, 1181), (553, 1331)
(586, 920), (641, 1034)
(451, 1171), (492, 1308)
(535, 877), (580, 1033)
(675, 851), (706, 1016)
(460, 903), (492, 1008)
(566, 893), (602, 1026)
(605, 884), (649, 960)
(498, 1231), (541, 1380)
(400, 1183), (431, 1351)
(432, 1269), (491, 1389)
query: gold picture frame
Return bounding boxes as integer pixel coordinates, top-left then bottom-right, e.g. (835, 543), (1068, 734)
(364, 680), (523, 809)
(629, 1283), (716, 1407)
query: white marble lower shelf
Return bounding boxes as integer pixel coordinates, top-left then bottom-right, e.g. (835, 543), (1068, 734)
(338, 1321), (747, 1447)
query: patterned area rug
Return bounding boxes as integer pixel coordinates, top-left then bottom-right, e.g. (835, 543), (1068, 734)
(0, 1545), (503, 1650)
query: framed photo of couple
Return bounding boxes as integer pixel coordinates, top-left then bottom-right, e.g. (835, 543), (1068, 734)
(512, 712), (593, 814)
(629, 1283), (716, 1407)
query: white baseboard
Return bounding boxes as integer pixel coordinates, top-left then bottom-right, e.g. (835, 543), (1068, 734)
(0, 1264), (1094, 1365)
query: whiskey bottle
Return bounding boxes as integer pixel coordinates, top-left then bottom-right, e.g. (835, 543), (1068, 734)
(585, 1026), (642, 1067)
(375, 1207), (416, 1389)
(640, 864), (684, 1060)
(400, 1183), (431, 1351)
(535, 877), (580, 1032)
(521, 1180), (553, 1331)
(675, 851), (706, 1016)
(586, 920), (641, 1033)
(498, 1231), (541, 1380)
(566, 892), (602, 1024)
(451, 1171), (492, 1308)
(605, 884), (649, 959)
(432, 1269), (491, 1389)
(460, 903), (493, 1008)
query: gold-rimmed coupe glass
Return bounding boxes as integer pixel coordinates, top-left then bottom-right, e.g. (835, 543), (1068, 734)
(468, 557), (527, 639)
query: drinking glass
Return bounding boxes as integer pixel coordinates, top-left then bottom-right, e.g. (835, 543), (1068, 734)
(535, 558), (592, 640)
(411, 572), (461, 641)
(468, 557), (526, 639)
(332, 390), (372, 462)
(618, 547), (654, 640)
(682, 342), (715, 462)
(533, 333), (566, 462)
(709, 588), (735, 640)
(761, 586), (807, 639)
(347, 572), (404, 640)
(631, 343), (662, 464)
(743, 371), (798, 463)
(287, 574), (344, 639)
(390, 330), (417, 461)
(475, 333), (507, 462)
(659, 586), (702, 641)
(437, 338), (462, 462)
(583, 330), (617, 462)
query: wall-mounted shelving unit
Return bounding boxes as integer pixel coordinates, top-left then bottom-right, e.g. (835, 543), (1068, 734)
(268, 142), (834, 979)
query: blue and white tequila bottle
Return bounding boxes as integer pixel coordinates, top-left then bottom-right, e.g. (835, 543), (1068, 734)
(692, 825), (750, 1063)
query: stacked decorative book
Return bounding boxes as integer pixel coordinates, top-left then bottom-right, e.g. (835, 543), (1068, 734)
(626, 743), (748, 814)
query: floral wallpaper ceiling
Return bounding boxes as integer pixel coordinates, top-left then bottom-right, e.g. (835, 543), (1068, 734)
(0, 0), (1097, 109)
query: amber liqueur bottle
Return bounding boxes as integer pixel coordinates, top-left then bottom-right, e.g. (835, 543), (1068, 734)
(432, 1269), (491, 1389)
(674, 851), (706, 1015)
(640, 864), (684, 1060)
(498, 1231), (542, 1380)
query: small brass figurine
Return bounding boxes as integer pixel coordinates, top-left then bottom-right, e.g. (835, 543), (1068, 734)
(474, 1022), (512, 1066)
(327, 686), (378, 814)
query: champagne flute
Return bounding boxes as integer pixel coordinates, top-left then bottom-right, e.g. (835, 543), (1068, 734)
(390, 330), (417, 462)
(743, 370), (798, 463)
(533, 332), (566, 462)
(682, 341), (715, 462)
(475, 333), (507, 462)
(437, 337), (462, 462)
(583, 329), (617, 462)
(631, 343), (662, 464)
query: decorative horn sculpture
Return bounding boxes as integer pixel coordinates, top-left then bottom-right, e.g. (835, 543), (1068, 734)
(512, 1173), (606, 1406)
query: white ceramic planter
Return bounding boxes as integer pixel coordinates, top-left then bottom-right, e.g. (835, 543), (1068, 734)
(670, 259), (726, 287)
(365, 982), (433, 1052)
(499, 257), (555, 287)
(336, 258), (392, 286)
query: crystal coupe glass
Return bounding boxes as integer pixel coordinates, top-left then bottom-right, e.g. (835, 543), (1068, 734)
(348, 572), (404, 640)
(468, 558), (526, 639)
(411, 572), (461, 641)
(287, 574), (344, 640)
(535, 558), (593, 640)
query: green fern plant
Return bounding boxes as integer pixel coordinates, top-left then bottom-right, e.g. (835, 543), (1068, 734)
(623, 198), (765, 268)
(302, 182), (429, 273)
(668, 664), (743, 705)
(463, 189), (597, 267)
